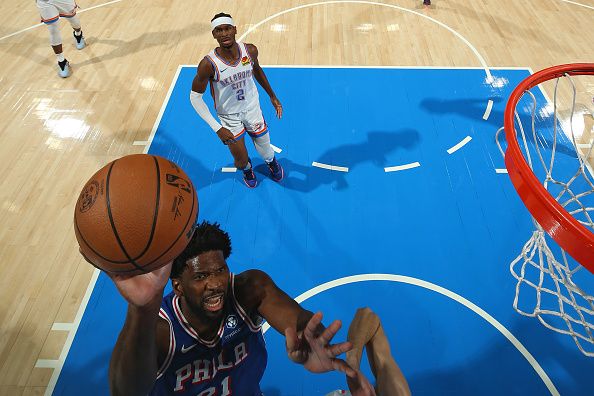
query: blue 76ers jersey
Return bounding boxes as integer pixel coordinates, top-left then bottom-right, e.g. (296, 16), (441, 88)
(149, 274), (267, 396)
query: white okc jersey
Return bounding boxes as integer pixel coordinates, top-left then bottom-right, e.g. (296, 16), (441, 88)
(205, 42), (260, 115)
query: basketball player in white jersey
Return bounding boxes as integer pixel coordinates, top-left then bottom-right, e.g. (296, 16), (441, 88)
(190, 13), (284, 188)
(36, 0), (86, 78)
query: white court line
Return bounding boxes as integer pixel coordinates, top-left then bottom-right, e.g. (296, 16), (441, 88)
(132, 140), (148, 146)
(0, 0), (124, 42)
(44, 269), (100, 395)
(221, 167), (237, 172)
(51, 322), (74, 331)
(271, 144), (282, 153)
(447, 136), (472, 154)
(312, 161), (349, 172)
(44, 66), (184, 396)
(261, 274), (559, 396)
(238, 0), (493, 81)
(561, 0), (594, 10)
(142, 66), (183, 155)
(36, 359), (60, 369)
(577, 143), (592, 149)
(483, 100), (494, 120)
(496, 168), (508, 174)
(385, 162), (421, 172)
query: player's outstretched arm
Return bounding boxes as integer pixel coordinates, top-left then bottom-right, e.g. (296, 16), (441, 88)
(246, 44), (283, 118)
(235, 270), (355, 377)
(108, 263), (171, 396)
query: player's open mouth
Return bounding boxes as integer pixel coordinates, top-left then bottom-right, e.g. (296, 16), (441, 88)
(203, 293), (224, 312)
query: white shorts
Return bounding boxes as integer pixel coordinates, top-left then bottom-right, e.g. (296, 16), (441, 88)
(217, 105), (268, 141)
(37, 0), (77, 24)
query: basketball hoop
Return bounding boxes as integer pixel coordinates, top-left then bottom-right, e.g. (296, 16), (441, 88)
(498, 63), (594, 356)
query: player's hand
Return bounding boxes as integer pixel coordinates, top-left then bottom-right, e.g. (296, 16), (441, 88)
(271, 96), (283, 119)
(107, 262), (172, 308)
(216, 127), (236, 145)
(347, 370), (377, 396)
(285, 312), (356, 378)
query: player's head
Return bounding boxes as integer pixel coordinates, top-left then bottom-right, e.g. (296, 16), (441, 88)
(211, 12), (237, 49)
(171, 221), (232, 319)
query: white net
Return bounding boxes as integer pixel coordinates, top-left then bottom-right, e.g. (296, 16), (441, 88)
(496, 72), (594, 356)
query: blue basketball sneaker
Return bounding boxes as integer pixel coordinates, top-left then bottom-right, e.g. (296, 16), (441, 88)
(267, 157), (284, 182)
(58, 60), (71, 78)
(242, 161), (258, 188)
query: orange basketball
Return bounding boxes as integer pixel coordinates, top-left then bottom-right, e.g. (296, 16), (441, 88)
(74, 154), (199, 275)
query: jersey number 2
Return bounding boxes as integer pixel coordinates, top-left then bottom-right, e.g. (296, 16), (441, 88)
(236, 89), (245, 101)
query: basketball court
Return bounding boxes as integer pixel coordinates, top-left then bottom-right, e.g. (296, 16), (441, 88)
(0, 1), (593, 395)
(51, 66), (594, 394)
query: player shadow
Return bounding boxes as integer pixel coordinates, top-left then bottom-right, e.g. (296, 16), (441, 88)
(146, 131), (232, 191)
(263, 129), (421, 193)
(75, 21), (210, 68)
(0, 35), (52, 67)
(407, 318), (594, 395)
(420, 97), (579, 159)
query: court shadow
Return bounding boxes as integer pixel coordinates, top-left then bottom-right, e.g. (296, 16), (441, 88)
(406, 318), (593, 395)
(76, 21), (210, 68)
(420, 97), (578, 159)
(147, 132), (231, 191)
(268, 129), (421, 193)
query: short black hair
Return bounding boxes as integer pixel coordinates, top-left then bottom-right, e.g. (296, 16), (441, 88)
(211, 12), (232, 22)
(171, 221), (232, 279)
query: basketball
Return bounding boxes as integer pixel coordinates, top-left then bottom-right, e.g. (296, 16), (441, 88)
(74, 154), (199, 275)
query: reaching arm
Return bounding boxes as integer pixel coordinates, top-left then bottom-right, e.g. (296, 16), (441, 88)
(246, 44), (283, 118)
(190, 59), (236, 144)
(108, 264), (171, 396)
(235, 270), (355, 377)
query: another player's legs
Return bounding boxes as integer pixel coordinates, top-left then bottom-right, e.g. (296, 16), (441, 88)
(347, 307), (411, 396)
(65, 14), (86, 50)
(245, 106), (284, 182)
(252, 133), (284, 182)
(227, 137), (257, 188)
(46, 23), (71, 78)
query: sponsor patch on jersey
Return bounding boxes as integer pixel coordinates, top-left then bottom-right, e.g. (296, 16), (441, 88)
(241, 56), (250, 65)
(226, 315), (238, 329)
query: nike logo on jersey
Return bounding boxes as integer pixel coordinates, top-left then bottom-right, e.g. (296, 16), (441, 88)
(181, 344), (198, 353)
(220, 68), (228, 73)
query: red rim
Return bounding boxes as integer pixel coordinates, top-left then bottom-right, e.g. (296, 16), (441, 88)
(504, 63), (594, 271)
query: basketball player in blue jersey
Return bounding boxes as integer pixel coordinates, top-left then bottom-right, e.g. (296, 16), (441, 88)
(108, 222), (357, 396)
(190, 13), (284, 188)
(36, 0), (86, 78)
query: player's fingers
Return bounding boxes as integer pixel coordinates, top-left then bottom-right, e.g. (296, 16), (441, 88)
(303, 312), (323, 341)
(319, 319), (342, 344)
(285, 327), (298, 353)
(331, 357), (357, 378)
(326, 340), (352, 357)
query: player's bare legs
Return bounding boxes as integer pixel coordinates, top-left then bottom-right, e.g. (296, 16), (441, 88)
(227, 138), (249, 169)
(346, 307), (411, 396)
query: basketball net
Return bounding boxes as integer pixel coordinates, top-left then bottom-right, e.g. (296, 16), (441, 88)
(497, 71), (594, 356)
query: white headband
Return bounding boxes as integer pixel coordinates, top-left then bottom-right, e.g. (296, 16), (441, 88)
(211, 17), (235, 30)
